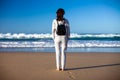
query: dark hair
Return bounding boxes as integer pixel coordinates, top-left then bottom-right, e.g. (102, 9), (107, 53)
(56, 8), (65, 15)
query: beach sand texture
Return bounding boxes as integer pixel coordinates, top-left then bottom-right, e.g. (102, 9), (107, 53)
(0, 52), (120, 80)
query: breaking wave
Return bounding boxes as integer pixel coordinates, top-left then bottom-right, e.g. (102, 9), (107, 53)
(0, 33), (120, 48)
(0, 33), (120, 39)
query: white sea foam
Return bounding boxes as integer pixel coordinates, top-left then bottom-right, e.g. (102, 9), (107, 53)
(0, 40), (120, 48)
(0, 33), (52, 39)
(0, 33), (120, 39)
(68, 40), (120, 47)
(70, 33), (120, 38)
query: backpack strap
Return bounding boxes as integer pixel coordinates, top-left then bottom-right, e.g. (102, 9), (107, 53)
(56, 19), (59, 25)
(56, 19), (65, 25)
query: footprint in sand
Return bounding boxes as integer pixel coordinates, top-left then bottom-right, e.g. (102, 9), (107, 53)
(67, 71), (76, 80)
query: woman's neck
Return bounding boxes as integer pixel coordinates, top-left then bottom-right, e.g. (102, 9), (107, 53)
(57, 15), (64, 21)
(57, 17), (64, 21)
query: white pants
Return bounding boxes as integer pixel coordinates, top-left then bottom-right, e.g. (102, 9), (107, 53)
(54, 36), (68, 69)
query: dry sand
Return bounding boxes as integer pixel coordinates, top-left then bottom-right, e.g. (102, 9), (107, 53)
(0, 52), (120, 80)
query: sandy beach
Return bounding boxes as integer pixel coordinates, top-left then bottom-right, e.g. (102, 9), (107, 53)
(0, 52), (120, 80)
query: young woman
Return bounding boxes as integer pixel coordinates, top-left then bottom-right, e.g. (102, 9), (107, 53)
(52, 8), (70, 71)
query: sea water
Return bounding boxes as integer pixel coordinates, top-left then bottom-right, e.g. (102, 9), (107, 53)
(0, 33), (120, 52)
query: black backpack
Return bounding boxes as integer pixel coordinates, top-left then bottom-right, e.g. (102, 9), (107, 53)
(56, 19), (66, 35)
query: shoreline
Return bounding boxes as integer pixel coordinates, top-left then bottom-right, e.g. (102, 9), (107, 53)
(1, 47), (120, 53)
(0, 51), (120, 54)
(0, 52), (120, 80)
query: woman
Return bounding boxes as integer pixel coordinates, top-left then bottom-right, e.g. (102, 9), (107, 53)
(52, 8), (70, 71)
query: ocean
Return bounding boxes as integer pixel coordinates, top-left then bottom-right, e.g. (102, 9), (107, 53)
(0, 33), (120, 52)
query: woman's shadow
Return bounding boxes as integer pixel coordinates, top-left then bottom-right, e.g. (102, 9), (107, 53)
(66, 63), (120, 71)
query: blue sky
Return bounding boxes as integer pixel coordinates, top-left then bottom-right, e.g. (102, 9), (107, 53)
(0, 0), (120, 34)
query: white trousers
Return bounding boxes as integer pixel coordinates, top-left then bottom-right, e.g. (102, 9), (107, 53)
(54, 36), (68, 69)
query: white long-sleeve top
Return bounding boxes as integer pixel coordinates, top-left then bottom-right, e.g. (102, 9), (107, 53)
(52, 18), (70, 39)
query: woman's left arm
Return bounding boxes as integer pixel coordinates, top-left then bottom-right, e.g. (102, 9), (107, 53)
(65, 19), (70, 39)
